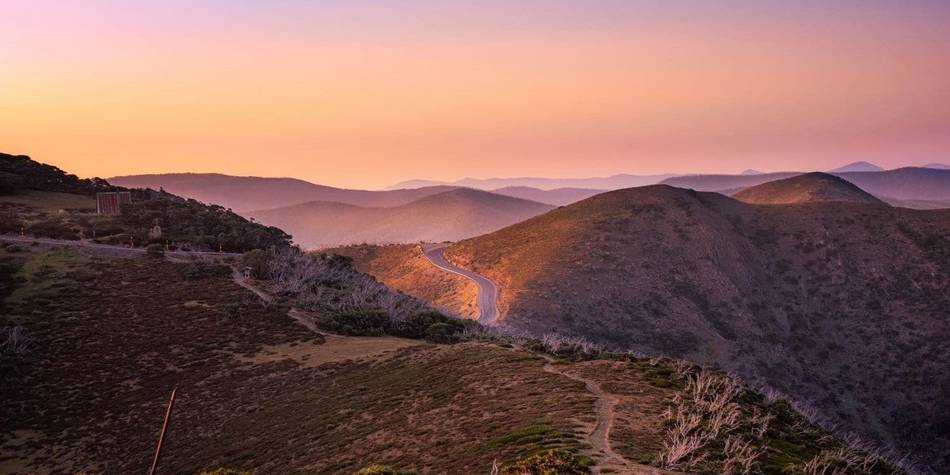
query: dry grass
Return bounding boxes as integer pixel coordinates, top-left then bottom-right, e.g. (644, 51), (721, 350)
(331, 244), (480, 320)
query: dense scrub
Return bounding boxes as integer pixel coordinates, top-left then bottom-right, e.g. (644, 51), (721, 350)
(268, 248), (472, 342)
(116, 193), (291, 252)
(0, 152), (114, 196)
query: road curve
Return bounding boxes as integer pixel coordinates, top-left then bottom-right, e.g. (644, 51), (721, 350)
(421, 243), (500, 325)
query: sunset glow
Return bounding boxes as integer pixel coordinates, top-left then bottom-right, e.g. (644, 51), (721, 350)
(3, 1), (950, 188)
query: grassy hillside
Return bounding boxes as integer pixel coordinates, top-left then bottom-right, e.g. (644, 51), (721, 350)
(248, 188), (553, 249)
(733, 173), (885, 205)
(331, 244), (480, 320)
(0, 245), (901, 474)
(446, 185), (950, 472)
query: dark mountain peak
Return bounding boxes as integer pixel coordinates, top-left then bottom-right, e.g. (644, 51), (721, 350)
(828, 161), (883, 173)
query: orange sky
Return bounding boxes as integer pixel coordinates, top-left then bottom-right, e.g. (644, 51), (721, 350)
(3, 1), (950, 188)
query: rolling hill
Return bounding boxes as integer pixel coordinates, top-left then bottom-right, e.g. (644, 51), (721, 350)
(108, 173), (459, 212)
(662, 167), (950, 207)
(733, 172), (885, 205)
(491, 186), (604, 206)
(443, 185), (950, 472)
(247, 188), (554, 249)
(661, 172), (802, 193)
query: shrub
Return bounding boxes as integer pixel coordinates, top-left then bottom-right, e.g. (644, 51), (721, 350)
(0, 326), (34, 358)
(184, 259), (231, 280)
(317, 308), (390, 336)
(352, 465), (415, 475)
(424, 322), (462, 344)
(27, 218), (79, 240)
(392, 311), (463, 340)
(501, 448), (592, 474)
(145, 243), (165, 258)
(197, 469), (252, 475)
(242, 249), (271, 279)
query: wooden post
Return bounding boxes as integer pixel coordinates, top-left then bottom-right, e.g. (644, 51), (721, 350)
(148, 387), (177, 475)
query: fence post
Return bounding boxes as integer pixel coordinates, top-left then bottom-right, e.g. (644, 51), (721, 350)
(148, 387), (177, 475)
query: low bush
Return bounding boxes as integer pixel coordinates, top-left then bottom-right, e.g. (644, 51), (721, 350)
(184, 259), (231, 280)
(27, 218), (79, 240)
(197, 469), (251, 475)
(145, 243), (165, 258)
(317, 307), (390, 336)
(0, 325), (34, 358)
(352, 465), (415, 475)
(241, 249), (271, 279)
(501, 448), (592, 474)
(390, 310), (466, 342)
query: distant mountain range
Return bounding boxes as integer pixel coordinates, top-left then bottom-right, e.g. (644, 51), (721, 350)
(109, 165), (950, 249)
(108, 173), (460, 212)
(247, 188), (554, 249)
(661, 167), (950, 207)
(386, 173), (677, 191)
(489, 186), (604, 206)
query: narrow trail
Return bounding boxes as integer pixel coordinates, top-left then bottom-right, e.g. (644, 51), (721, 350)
(230, 270), (322, 333)
(232, 269), (275, 304)
(534, 351), (665, 475)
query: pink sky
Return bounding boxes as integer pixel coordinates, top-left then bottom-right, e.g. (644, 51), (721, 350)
(2, 1), (950, 188)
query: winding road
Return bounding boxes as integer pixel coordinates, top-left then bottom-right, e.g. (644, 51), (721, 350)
(421, 243), (500, 324)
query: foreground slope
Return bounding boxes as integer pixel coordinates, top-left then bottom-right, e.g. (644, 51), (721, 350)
(0, 245), (898, 474)
(108, 173), (459, 212)
(446, 185), (950, 472)
(733, 172), (885, 205)
(248, 188), (554, 249)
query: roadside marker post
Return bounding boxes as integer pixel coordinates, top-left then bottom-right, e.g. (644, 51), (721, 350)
(148, 387), (177, 475)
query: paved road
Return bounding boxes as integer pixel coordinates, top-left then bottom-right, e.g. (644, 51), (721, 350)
(0, 234), (239, 258)
(421, 243), (500, 325)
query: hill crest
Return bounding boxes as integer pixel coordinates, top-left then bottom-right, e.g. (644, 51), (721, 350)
(733, 172), (885, 205)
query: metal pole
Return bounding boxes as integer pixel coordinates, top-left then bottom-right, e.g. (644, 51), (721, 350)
(148, 387), (177, 475)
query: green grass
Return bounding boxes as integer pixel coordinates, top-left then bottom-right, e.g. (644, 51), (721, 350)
(0, 190), (96, 211)
(5, 247), (95, 313)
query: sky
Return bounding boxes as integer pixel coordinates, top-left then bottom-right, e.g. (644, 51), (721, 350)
(3, 1), (950, 189)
